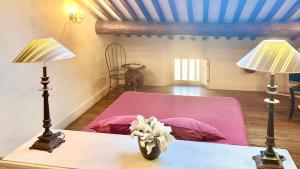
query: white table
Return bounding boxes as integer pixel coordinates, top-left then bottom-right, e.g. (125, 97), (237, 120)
(0, 130), (297, 169)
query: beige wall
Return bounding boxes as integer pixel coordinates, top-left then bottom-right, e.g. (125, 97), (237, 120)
(115, 36), (289, 92)
(0, 0), (112, 156)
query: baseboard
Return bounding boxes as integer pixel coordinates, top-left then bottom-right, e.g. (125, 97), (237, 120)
(54, 86), (108, 129)
(277, 92), (290, 97)
(277, 92), (300, 99)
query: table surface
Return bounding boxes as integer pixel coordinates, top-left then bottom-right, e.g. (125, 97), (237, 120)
(121, 63), (145, 70)
(1, 130), (297, 169)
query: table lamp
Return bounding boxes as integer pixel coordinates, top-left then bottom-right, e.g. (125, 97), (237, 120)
(13, 38), (75, 152)
(237, 40), (300, 169)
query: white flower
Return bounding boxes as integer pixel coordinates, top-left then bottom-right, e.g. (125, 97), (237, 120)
(137, 115), (145, 123)
(130, 115), (175, 154)
(145, 140), (157, 155)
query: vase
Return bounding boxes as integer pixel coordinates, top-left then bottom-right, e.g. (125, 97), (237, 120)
(138, 137), (161, 160)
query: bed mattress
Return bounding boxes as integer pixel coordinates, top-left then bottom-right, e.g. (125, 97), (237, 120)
(84, 91), (248, 146)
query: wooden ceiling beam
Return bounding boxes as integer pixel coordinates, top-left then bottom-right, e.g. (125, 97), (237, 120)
(151, 0), (166, 22)
(231, 0), (246, 40)
(93, 0), (115, 20)
(232, 0), (246, 23)
(263, 0), (285, 22)
(75, 0), (102, 20)
(135, 0), (153, 22)
(219, 0), (228, 23)
(248, 0), (266, 22)
(203, 0), (209, 23)
(280, 0), (300, 22)
(119, 0), (139, 22)
(238, 36), (244, 40)
(247, 0), (266, 40)
(290, 36), (298, 41)
(187, 0), (194, 22)
(105, 0), (128, 21)
(168, 0), (179, 22)
(95, 21), (300, 38)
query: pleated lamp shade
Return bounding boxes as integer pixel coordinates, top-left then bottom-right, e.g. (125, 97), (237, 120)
(13, 38), (75, 63)
(237, 40), (300, 74)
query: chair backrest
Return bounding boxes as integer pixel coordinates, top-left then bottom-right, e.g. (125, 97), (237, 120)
(105, 43), (126, 75)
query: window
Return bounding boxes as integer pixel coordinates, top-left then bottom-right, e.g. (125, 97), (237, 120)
(174, 58), (201, 81)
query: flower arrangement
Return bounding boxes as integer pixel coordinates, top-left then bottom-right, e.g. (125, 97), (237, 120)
(130, 115), (175, 155)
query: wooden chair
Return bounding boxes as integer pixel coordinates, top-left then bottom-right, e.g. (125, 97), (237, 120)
(289, 84), (300, 121)
(105, 43), (126, 99)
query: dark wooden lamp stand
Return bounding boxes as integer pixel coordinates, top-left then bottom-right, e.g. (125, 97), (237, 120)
(29, 66), (65, 153)
(252, 73), (285, 169)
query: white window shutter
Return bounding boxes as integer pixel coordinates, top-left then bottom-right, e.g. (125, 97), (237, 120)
(200, 58), (209, 85)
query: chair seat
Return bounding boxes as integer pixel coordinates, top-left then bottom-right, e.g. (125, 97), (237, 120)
(110, 73), (125, 80)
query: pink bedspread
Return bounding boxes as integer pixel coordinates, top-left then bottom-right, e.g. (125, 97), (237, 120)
(84, 91), (248, 146)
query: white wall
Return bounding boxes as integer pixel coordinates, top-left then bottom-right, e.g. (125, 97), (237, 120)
(115, 36), (204, 86)
(0, 0), (112, 156)
(115, 36), (289, 92)
(205, 38), (289, 92)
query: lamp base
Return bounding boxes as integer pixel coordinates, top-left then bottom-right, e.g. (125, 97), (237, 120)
(253, 151), (285, 169)
(30, 132), (65, 153)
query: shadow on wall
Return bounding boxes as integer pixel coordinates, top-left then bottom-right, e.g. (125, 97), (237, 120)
(143, 70), (158, 86)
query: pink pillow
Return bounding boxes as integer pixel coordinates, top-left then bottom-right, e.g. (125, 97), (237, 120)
(91, 115), (136, 135)
(161, 117), (225, 142)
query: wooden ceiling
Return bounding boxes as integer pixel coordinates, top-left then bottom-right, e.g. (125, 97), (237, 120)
(78, 0), (300, 40)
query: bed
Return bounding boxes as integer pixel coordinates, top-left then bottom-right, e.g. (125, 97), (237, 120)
(84, 91), (248, 146)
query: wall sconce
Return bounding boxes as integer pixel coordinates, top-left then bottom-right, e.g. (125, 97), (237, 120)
(67, 4), (84, 24)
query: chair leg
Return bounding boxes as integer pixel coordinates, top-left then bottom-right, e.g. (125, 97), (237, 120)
(116, 79), (119, 95)
(107, 79), (112, 100)
(289, 89), (295, 121)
